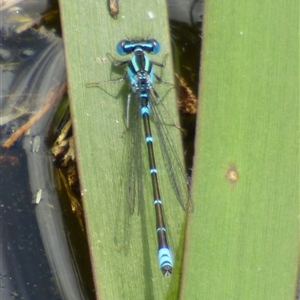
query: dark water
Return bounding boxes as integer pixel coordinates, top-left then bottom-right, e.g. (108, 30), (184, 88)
(1, 147), (61, 299)
(0, 1), (94, 299)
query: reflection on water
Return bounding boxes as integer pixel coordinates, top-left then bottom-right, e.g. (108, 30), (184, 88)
(1, 147), (61, 299)
(1, 1), (94, 299)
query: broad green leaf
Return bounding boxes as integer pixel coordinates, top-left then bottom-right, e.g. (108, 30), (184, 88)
(59, 1), (187, 299)
(181, 0), (299, 299)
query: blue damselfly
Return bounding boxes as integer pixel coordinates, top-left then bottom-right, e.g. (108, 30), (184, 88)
(87, 39), (192, 276)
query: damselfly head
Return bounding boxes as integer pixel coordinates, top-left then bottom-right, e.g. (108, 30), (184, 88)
(116, 39), (160, 56)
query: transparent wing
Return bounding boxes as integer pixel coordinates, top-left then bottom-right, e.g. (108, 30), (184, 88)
(123, 93), (145, 215)
(150, 95), (193, 212)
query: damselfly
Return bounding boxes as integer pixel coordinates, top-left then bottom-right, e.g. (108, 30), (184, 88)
(87, 39), (192, 276)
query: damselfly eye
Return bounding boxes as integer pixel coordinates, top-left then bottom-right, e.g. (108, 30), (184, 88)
(116, 40), (128, 55)
(147, 39), (160, 54)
